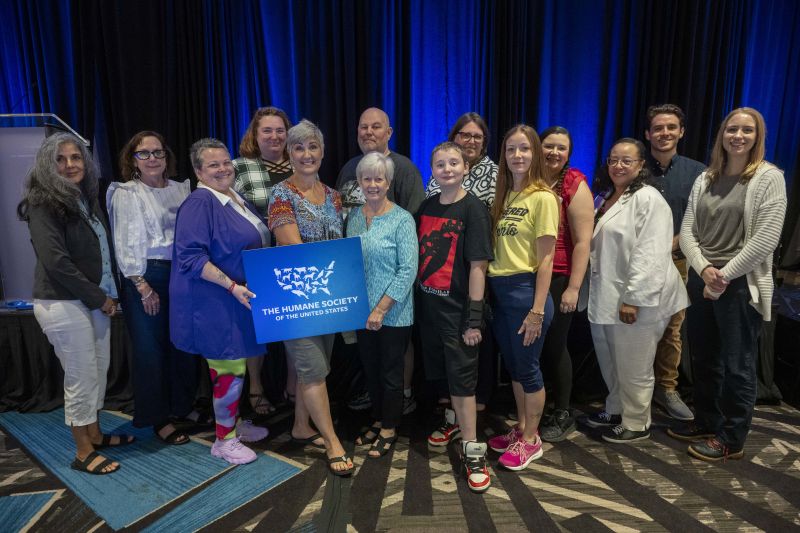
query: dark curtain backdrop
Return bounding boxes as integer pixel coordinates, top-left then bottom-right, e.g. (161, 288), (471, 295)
(2, 0), (799, 252)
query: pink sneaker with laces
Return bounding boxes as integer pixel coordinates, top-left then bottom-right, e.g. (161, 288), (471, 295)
(498, 435), (543, 471)
(237, 419), (269, 442)
(488, 425), (522, 453)
(211, 437), (257, 464)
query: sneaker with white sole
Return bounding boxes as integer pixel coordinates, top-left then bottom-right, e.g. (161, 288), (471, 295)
(602, 424), (650, 443)
(402, 394), (417, 415)
(462, 441), (491, 493)
(652, 388), (694, 421)
(237, 419), (269, 442)
(498, 435), (543, 471)
(347, 391), (372, 411)
(488, 425), (522, 453)
(585, 411), (622, 428)
(428, 408), (460, 446)
(211, 437), (257, 464)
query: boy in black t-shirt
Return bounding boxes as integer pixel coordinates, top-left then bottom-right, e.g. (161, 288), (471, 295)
(416, 142), (493, 493)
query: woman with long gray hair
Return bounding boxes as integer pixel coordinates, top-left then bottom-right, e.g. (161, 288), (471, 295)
(18, 132), (130, 475)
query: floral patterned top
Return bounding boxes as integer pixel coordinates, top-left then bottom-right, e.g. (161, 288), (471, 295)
(268, 179), (343, 243)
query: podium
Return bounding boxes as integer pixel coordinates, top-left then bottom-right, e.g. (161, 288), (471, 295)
(0, 114), (90, 301)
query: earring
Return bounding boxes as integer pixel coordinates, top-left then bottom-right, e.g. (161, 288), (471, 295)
(132, 168), (141, 180)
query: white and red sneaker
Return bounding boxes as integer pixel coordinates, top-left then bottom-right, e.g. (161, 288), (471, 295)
(462, 441), (491, 493)
(488, 425), (522, 453)
(428, 408), (460, 446)
(498, 435), (543, 471)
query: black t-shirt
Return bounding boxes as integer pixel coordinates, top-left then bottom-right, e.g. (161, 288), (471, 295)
(415, 192), (493, 332)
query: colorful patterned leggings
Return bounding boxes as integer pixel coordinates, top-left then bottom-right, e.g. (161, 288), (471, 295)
(206, 358), (246, 440)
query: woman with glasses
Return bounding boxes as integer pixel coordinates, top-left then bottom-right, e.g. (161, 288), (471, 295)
(585, 138), (687, 443)
(234, 107), (294, 417)
(171, 138), (270, 464)
(19, 133), (128, 475)
(425, 112), (499, 413)
(672, 108), (786, 462)
(537, 126), (593, 442)
(108, 131), (197, 445)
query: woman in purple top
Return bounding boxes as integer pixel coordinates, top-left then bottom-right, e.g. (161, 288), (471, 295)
(170, 138), (270, 465)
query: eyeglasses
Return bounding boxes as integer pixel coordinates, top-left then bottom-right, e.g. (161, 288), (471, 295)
(606, 157), (642, 168)
(134, 150), (167, 160)
(456, 131), (484, 142)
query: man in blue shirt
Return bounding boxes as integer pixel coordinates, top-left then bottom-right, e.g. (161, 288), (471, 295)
(644, 104), (706, 422)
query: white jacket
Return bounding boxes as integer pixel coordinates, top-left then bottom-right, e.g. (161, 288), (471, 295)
(680, 163), (786, 321)
(588, 185), (688, 325)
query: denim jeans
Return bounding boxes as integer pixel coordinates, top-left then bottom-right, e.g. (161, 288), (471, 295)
(121, 260), (198, 427)
(489, 272), (554, 393)
(686, 271), (761, 450)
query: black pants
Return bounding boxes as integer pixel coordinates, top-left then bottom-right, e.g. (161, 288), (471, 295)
(356, 325), (411, 429)
(539, 274), (575, 410)
(687, 271), (761, 450)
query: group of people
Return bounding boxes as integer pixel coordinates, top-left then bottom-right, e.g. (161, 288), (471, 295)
(17, 103), (786, 491)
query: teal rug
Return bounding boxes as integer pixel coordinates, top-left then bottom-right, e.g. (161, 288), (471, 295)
(0, 409), (300, 530)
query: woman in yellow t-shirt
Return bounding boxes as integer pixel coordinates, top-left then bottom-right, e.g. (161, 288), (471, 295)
(486, 125), (559, 472)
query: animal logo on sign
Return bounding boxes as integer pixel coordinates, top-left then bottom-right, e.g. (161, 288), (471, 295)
(273, 261), (335, 299)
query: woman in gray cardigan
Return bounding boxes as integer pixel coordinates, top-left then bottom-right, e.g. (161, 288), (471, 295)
(17, 133), (130, 475)
(672, 108), (787, 462)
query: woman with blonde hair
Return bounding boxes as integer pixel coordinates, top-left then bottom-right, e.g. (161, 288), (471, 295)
(671, 108), (786, 462)
(486, 125), (559, 471)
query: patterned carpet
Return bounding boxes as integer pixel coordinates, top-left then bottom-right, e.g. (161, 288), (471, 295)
(2, 401), (799, 532)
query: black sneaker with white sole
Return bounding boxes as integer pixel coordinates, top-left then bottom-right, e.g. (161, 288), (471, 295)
(602, 424), (650, 443)
(585, 411), (622, 428)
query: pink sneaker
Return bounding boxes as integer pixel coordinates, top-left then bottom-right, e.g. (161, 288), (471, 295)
(488, 425), (522, 453)
(237, 419), (269, 442)
(211, 437), (257, 464)
(498, 435), (543, 471)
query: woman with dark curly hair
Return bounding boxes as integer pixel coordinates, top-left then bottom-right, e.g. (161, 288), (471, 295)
(585, 138), (687, 444)
(18, 133), (130, 475)
(107, 130), (197, 445)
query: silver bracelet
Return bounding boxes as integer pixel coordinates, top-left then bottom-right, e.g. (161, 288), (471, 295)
(140, 290), (154, 302)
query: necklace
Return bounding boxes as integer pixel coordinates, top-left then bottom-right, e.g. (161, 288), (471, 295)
(364, 201), (390, 228)
(505, 190), (523, 207)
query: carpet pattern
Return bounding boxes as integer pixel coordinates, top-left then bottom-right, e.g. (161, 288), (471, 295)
(1, 403), (799, 532)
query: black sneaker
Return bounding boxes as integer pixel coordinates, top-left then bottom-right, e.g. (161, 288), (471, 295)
(666, 422), (715, 443)
(540, 409), (576, 442)
(347, 391), (372, 411)
(462, 441), (491, 493)
(688, 437), (744, 462)
(602, 424), (650, 443)
(585, 411), (622, 428)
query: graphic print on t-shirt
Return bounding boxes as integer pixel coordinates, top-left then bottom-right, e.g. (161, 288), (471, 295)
(417, 215), (464, 296)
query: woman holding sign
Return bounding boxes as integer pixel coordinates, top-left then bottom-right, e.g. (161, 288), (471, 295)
(268, 120), (354, 476)
(170, 138), (270, 465)
(345, 152), (417, 458)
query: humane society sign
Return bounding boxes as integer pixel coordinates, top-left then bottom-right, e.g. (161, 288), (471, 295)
(242, 238), (370, 343)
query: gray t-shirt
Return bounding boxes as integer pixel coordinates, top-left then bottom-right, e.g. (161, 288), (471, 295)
(694, 174), (747, 265)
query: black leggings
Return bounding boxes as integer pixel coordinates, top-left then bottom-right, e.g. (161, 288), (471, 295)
(539, 274), (574, 410)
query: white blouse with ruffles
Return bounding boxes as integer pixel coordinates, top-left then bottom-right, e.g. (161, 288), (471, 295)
(106, 178), (190, 277)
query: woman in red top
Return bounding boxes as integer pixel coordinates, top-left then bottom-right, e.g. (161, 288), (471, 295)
(537, 126), (593, 442)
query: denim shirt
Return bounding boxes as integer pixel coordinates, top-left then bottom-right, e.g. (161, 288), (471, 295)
(79, 200), (118, 299)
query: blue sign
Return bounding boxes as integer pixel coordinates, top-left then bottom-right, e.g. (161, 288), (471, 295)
(242, 238), (370, 343)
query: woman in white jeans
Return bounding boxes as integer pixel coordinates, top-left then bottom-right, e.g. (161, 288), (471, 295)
(586, 138), (688, 443)
(18, 133), (131, 475)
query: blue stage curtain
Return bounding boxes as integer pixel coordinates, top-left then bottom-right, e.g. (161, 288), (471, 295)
(1, 0), (798, 196)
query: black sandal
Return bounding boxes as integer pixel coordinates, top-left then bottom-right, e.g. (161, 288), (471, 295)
(94, 433), (135, 449)
(71, 451), (120, 475)
(368, 433), (398, 458)
(327, 455), (354, 476)
(249, 393), (276, 415)
(355, 426), (381, 446)
(154, 421), (190, 445)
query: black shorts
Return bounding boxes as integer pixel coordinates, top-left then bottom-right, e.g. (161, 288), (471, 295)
(419, 323), (478, 397)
